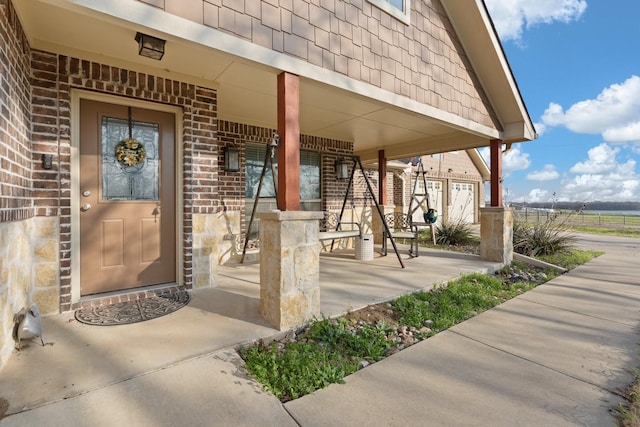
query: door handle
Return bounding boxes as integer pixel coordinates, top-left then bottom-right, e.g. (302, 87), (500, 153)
(81, 203), (92, 211)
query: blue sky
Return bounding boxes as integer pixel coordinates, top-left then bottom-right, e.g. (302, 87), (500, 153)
(479, 0), (640, 204)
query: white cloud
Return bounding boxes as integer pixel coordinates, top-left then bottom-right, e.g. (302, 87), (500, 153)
(603, 121), (640, 143)
(506, 143), (639, 203)
(503, 146), (531, 176)
(479, 145), (531, 177)
(561, 143), (639, 201)
(540, 76), (640, 144)
(508, 188), (549, 204)
(485, 0), (587, 41)
(526, 164), (559, 181)
(569, 143), (621, 174)
(533, 121), (547, 136)
(526, 188), (549, 203)
(540, 102), (565, 127)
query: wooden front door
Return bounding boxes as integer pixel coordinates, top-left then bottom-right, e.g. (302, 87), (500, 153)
(79, 99), (176, 295)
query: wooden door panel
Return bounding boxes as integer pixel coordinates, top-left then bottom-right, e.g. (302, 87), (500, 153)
(80, 99), (176, 295)
(141, 218), (161, 262)
(101, 219), (125, 267)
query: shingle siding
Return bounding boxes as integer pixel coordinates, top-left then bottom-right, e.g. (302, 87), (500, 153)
(140, 0), (499, 130)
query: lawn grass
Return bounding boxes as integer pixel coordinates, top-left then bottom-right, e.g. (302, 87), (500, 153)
(240, 222), (640, 420)
(239, 251), (600, 402)
(569, 225), (640, 238)
(617, 370), (640, 427)
(538, 249), (604, 270)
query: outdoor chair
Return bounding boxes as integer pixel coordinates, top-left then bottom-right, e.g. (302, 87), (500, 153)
(318, 211), (362, 250)
(382, 212), (419, 257)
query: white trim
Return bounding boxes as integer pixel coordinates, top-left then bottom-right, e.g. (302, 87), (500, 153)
(367, 0), (411, 25)
(54, 0), (499, 140)
(70, 90), (183, 303)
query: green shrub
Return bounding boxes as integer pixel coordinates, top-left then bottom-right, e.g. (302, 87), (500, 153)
(513, 217), (575, 257)
(434, 220), (475, 246)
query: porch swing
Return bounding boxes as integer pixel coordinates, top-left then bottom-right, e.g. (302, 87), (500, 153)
(334, 156), (405, 268)
(407, 158), (437, 245)
(240, 132), (279, 264)
(239, 148), (405, 268)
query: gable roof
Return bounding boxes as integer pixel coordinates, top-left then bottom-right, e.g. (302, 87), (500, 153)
(442, 0), (537, 144)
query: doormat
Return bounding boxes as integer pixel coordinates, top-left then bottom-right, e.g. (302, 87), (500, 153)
(74, 291), (190, 326)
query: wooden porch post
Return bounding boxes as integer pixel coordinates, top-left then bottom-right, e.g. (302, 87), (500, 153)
(490, 139), (503, 207)
(277, 72), (300, 211)
(481, 139), (513, 263)
(378, 150), (387, 205)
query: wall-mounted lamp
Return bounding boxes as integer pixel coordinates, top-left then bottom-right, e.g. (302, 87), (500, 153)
(224, 146), (240, 172)
(447, 168), (453, 173)
(135, 32), (165, 60)
(42, 154), (53, 170)
(270, 131), (280, 148)
(335, 158), (350, 179)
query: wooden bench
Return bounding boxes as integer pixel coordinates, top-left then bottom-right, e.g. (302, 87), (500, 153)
(318, 211), (362, 248)
(382, 212), (419, 257)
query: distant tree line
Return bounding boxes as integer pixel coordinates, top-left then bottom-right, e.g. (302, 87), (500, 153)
(510, 201), (640, 211)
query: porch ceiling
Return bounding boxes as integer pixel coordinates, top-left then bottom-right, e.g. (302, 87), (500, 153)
(14, 0), (528, 163)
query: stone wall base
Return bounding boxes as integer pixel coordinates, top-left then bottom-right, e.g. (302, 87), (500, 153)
(192, 211), (240, 288)
(480, 207), (513, 264)
(0, 216), (59, 372)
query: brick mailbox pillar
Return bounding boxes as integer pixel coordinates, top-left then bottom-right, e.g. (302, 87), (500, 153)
(480, 206), (513, 264)
(257, 210), (323, 330)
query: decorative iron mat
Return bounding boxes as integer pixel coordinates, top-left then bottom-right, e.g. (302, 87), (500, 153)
(74, 291), (190, 326)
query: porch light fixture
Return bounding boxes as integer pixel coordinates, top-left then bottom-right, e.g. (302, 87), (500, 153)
(335, 158), (350, 179)
(135, 32), (165, 60)
(224, 146), (240, 172)
(270, 131), (280, 149)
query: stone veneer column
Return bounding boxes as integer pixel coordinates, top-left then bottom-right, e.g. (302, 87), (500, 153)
(480, 206), (513, 264)
(257, 210), (323, 330)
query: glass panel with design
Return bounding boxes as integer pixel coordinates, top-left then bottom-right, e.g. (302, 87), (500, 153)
(101, 116), (160, 201)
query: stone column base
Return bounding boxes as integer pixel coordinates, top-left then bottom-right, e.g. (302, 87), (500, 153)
(480, 207), (513, 264)
(372, 205), (395, 244)
(257, 210), (323, 331)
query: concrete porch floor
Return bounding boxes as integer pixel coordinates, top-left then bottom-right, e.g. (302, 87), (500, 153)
(0, 244), (503, 416)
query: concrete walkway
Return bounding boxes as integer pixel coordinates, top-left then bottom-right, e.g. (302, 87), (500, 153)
(1, 235), (639, 426)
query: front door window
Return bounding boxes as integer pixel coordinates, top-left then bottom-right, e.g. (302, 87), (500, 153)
(101, 117), (159, 201)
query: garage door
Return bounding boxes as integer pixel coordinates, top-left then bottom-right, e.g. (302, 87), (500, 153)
(450, 182), (475, 223)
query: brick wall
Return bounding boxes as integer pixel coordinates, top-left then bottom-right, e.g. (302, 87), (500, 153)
(0, 0), (33, 374)
(0, 0), (32, 223)
(135, 0), (499, 130)
(29, 52), (219, 310)
(217, 119), (356, 217)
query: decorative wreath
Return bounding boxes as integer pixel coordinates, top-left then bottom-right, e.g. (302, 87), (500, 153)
(115, 138), (146, 167)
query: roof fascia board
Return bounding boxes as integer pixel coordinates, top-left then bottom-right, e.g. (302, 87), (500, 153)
(440, 0), (535, 143)
(466, 148), (490, 181)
